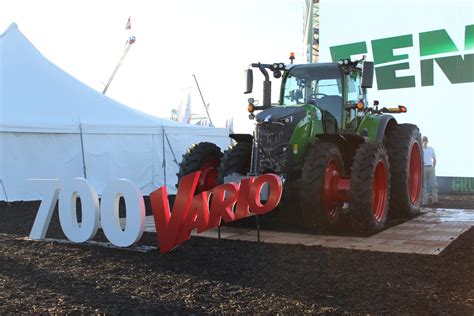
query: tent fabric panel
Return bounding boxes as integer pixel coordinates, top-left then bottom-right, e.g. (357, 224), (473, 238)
(82, 133), (156, 196)
(0, 132), (84, 201)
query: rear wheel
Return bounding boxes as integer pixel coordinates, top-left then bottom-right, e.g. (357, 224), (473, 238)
(385, 124), (423, 218)
(218, 141), (252, 183)
(350, 143), (390, 234)
(177, 142), (223, 193)
(300, 142), (346, 231)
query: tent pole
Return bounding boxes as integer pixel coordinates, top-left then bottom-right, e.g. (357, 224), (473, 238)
(0, 179), (10, 206)
(152, 134), (155, 190)
(163, 129), (179, 166)
(79, 123), (87, 179)
(161, 127), (167, 188)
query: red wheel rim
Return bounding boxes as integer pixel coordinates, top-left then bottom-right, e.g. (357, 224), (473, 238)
(322, 158), (341, 220)
(408, 141), (422, 203)
(372, 160), (388, 221)
(198, 158), (220, 193)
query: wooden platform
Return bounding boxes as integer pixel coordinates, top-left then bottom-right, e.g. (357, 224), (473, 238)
(144, 208), (474, 255)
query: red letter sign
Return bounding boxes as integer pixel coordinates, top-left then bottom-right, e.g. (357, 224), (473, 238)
(207, 183), (238, 229)
(248, 174), (283, 215)
(151, 173), (283, 253)
(150, 172), (200, 253)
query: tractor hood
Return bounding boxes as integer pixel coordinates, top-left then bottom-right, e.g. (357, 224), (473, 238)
(255, 106), (307, 124)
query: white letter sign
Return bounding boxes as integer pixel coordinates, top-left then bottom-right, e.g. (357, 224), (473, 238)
(59, 178), (99, 243)
(28, 179), (61, 240)
(100, 179), (145, 247)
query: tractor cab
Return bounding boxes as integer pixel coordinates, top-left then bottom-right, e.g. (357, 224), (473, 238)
(281, 63), (345, 131)
(245, 59), (374, 133)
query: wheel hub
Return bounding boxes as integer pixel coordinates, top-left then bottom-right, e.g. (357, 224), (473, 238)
(372, 160), (388, 221)
(198, 158), (220, 192)
(322, 159), (350, 219)
(408, 142), (422, 203)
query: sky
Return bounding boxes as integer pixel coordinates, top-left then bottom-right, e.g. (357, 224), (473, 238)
(1, 0), (305, 132)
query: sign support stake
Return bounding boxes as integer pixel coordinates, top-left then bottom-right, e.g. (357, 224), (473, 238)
(256, 215), (261, 243)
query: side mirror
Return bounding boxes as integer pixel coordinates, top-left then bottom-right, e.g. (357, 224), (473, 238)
(361, 62), (374, 88)
(244, 69), (253, 94)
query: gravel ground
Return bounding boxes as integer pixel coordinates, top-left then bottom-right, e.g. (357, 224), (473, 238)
(1, 195), (473, 314)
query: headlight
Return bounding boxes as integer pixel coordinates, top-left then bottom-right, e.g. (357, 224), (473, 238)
(280, 116), (293, 124)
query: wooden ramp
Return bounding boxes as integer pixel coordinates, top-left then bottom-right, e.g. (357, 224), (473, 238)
(144, 208), (474, 255)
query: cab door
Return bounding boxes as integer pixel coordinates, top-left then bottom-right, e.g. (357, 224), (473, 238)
(344, 71), (363, 131)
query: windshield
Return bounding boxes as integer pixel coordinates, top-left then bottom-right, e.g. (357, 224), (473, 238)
(282, 65), (343, 107)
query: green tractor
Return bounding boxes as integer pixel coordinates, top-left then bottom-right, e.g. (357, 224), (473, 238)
(177, 58), (423, 233)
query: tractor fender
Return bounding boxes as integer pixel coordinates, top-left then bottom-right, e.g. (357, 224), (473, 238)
(316, 133), (366, 175)
(229, 133), (253, 143)
(375, 115), (398, 143)
(357, 115), (397, 143)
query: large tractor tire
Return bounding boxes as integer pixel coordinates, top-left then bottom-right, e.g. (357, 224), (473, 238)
(350, 143), (390, 234)
(218, 141), (252, 183)
(176, 142), (223, 194)
(385, 124), (423, 218)
(300, 141), (346, 231)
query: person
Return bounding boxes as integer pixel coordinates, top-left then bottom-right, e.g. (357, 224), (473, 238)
(422, 136), (438, 205)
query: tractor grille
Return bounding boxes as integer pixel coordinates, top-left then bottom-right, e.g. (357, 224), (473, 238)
(256, 122), (293, 174)
(254, 106), (307, 175)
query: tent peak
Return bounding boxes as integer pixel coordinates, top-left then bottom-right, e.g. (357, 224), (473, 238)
(0, 23), (18, 38)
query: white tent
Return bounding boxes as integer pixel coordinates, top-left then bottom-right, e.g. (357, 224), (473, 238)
(0, 23), (230, 201)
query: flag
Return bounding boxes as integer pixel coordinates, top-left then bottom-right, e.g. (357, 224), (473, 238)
(125, 16), (131, 30)
(225, 117), (234, 133)
(177, 90), (191, 124)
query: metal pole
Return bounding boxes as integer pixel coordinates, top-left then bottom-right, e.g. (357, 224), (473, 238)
(79, 123), (87, 179)
(192, 75), (214, 127)
(161, 127), (167, 188)
(0, 179), (10, 206)
(256, 215), (261, 243)
(103, 37), (135, 94)
(163, 130), (179, 166)
(151, 133), (155, 189)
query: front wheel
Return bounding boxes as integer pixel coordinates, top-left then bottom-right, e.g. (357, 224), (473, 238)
(300, 142), (346, 231)
(176, 142), (223, 193)
(350, 143), (390, 234)
(218, 141), (252, 183)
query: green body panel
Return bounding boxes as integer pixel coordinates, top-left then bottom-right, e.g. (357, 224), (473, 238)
(287, 110), (395, 165)
(289, 104), (324, 163)
(356, 114), (390, 143)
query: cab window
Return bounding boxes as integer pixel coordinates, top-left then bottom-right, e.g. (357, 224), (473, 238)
(347, 72), (361, 103)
